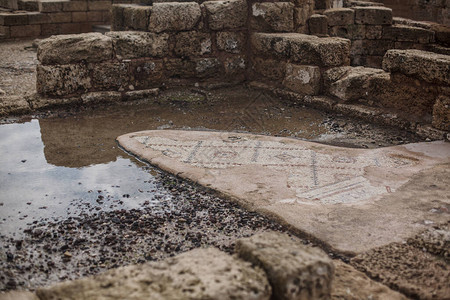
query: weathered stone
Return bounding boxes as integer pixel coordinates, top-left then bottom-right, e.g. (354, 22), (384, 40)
(331, 260), (407, 300)
(36, 64), (91, 96)
(364, 25), (382, 39)
(432, 95), (450, 131)
(130, 60), (164, 88)
(283, 64), (321, 95)
(0, 12), (28, 26)
(195, 58), (222, 78)
(106, 31), (169, 59)
(123, 5), (152, 31)
(38, 0), (67, 13)
(252, 57), (286, 80)
(236, 232), (334, 300)
(149, 2), (201, 33)
(0, 291), (39, 300)
(216, 31), (246, 54)
(251, 2), (294, 32)
(382, 25), (435, 44)
(36, 248), (271, 300)
(223, 56), (246, 77)
(90, 62), (130, 90)
(164, 58), (196, 78)
(382, 49), (450, 86)
(173, 31), (211, 57)
(123, 88), (159, 101)
(251, 33), (350, 67)
(308, 14), (328, 36)
(323, 8), (354, 26)
(0, 96), (31, 116)
(294, 6), (312, 28)
(203, 0), (247, 31)
(28, 95), (81, 111)
(329, 24), (365, 39)
(111, 4), (134, 31)
(38, 33), (113, 65)
(323, 66), (387, 102)
(354, 6), (392, 25)
(81, 91), (122, 104)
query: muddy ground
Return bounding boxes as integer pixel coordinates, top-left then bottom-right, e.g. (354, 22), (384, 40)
(0, 39), (436, 294)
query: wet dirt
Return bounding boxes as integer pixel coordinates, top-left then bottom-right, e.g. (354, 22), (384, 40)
(0, 40), (427, 293)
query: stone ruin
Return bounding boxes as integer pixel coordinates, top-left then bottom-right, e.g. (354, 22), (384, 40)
(24, 0), (449, 138)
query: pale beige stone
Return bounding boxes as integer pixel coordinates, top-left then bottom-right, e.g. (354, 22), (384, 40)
(36, 64), (91, 96)
(149, 2), (201, 33)
(106, 31), (169, 59)
(203, 0), (247, 30)
(283, 64), (321, 95)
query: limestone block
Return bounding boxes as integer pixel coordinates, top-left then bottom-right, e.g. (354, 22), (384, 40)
(106, 31), (169, 59)
(149, 2), (201, 33)
(252, 57), (286, 80)
(294, 6), (312, 27)
(0, 13), (28, 26)
(251, 33), (350, 67)
(36, 64), (91, 96)
(382, 49), (450, 86)
(10, 24), (41, 37)
(203, 0), (247, 31)
(123, 5), (152, 31)
(251, 2), (294, 32)
(173, 31), (212, 57)
(88, 1), (111, 11)
(81, 91), (122, 104)
(0, 291), (39, 300)
(90, 62), (130, 90)
(216, 31), (246, 54)
(432, 95), (450, 131)
(236, 232), (334, 300)
(323, 66), (387, 102)
(38, 33), (113, 65)
(365, 25), (382, 39)
(382, 25), (435, 44)
(195, 58), (222, 78)
(123, 88), (159, 101)
(323, 8), (354, 26)
(36, 248), (271, 300)
(354, 6), (392, 25)
(111, 4), (134, 31)
(283, 64), (321, 95)
(38, 0), (68, 13)
(0, 96), (31, 116)
(223, 56), (246, 77)
(308, 14), (328, 36)
(164, 58), (197, 78)
(62, 1), (87, 12)
(130, 60), (164, 88)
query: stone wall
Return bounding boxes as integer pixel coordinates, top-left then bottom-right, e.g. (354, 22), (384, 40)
(379, 0), (449, 26)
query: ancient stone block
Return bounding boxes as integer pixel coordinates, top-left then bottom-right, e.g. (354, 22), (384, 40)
(323, 66), (387, 102)
(81, 91), (122, 104)
(48, 12), (72, 23)
(36, 64), (91, 96)
(0, 25), (10, 39)
(38, 33), (113, 65)
(123, 5), (151, 31)
(0, 96), (31, 116)
(323, 8), (354, 26)
(149, 2), (201, 33)
(38, 0), (68, 13)
(382, 49), (450, 86)
(123, 88), (159, 101)
(0, 291), (38, 300)
(111, 4), (134, 31)
(87, 11), (102, 22)
(195, 58), (222, 78)
(382, 25), (435, 44)
(308, 14), (328, 36)
(36, 248), (271, 300)
(90, 61), (130, 90)
(88, 1), (111, 11)
(223, 56), (246, 77)
(365, 25), (382, 39)
(283, 64), (321, 95)
(71, 12), (87, 23)
(252, 57), (286, 80)
(203, 0), (247, 31)
(432, 95), (450, 131)
(294, 6), (312, 27)
(251, 33), (350, 67)
(216, 31), (246, 54)
(164, 58), (196, 78)
(236, 232), (334, 300)
(41, 23), (60, 35)
(28, 12), (50, 24)
(62, 1), (87, 12)
(107, 31), (169, 59)
(130, 59), (164, 88)
(0, 12), (28, 26)
(354, 6), (392, 25)
(10, 24), (41, 37)
(251, 2), (294, 32)
(173, 31), (211, 57)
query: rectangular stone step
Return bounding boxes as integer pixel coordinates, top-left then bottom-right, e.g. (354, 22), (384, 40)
(18, 0), (38, 11)
(38, 0), (69, 13)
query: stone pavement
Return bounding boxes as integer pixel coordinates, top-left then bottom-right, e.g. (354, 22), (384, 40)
(118, 130), (450, 255)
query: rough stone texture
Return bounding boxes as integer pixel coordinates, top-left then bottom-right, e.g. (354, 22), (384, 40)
(432, 95), (450, 131)
(90, 62), (130, 91)
(382, 25), (435, 44)
(36, 248), (271, 300)
(223, 56), (246, 78)
(294, 6), (312, 29)
(174, 31), (212, 57)
(236, 231), (334, 300)
(38, 33), (113, 65)
(111, 4), (134, 31)
(308, 14), (328, 36)
(282, 64), (321, 95)
(130, 60), (164, 88)
(36, 64), (91, 96)
(324, 8), (354, 26)
(149, 2), (201, 33)
(123, 88), (159, 101)
(216, 31), (246, 54)
(123, 5), (152, 31)
(354, 6), (392, 25)
(251, 33), (350, 67)
(331, 260), (407, 300)
(323, 66), (387, 102)
(81, 91), (122, 104)
(0, 291), (39, 300)
(351, 241), (450, 300)
(382, 49), (450, 86)
(251, 57), (286, 80)
(251, 2), (294, 32)
(0, 96), (31, 116)
(203, 0), (247, 31)
(106, 31), (169, 59)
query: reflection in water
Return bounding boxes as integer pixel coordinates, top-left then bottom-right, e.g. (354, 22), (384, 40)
(0, 120), (169, 237)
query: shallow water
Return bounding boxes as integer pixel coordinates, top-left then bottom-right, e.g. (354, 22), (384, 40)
(0, 88), (422, 238)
